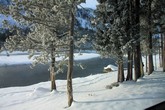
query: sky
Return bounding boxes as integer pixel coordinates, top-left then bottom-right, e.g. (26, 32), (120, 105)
(80, 0), (98, 9)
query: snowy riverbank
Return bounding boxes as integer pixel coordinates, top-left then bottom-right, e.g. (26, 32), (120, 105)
(0, 68), (164, 110)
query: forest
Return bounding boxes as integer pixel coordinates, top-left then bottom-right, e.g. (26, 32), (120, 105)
(0, 0), (165, 108)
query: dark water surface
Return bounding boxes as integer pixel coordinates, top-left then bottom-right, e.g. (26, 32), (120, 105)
(0, 57), (117, 88)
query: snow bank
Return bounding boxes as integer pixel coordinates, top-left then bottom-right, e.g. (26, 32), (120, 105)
(104, 64), (118, 71)
(0, 69), (164, 110)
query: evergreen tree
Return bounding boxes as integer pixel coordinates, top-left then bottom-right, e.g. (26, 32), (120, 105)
(125, 0), (133, 81)
(140, 0), (165, 73)
(131, 0), (141, 80)
(152, 0), (165, 72)
(95, 0), (146, 81)
(1, 0), (85, 106)
(94, 0), (131, 82)
(67, 0), (74, 107)
(66, 0), (86, 107)
(3, 0), (71, 91)
(163, 34), (165, 72)
(147, 0), (154, 75)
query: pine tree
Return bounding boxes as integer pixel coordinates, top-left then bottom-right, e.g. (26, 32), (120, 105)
(94, 0), (131, 82)
(131, 0), (141, 80)
(125, 0), (133, 81)
(152, 0), (165, 72)
(66, 0), (86, 107)
(2, 0), (73, 91)
(2, 0), (85, 106)
(140, 0), (165, 73)
(163, 34), (165, 72)
(67, 0), (74, 107)
(147, 0), (154, 75)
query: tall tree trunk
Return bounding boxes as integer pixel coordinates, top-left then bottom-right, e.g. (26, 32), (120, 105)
(146, 54), (148, 72)
(120, 61), (124, 82)
(127, 51), (131, 81)
(130, 52), (133, 79)
(134, 48), (141, 80)
(126, 0), (133, 81)
(163, 33), (165, 72)
(133, 0), (141, 81)
(148, 0), (154, 75)
(67, 2), (74, 107)
(140, 55), (144, 77)
(50, 48), (56, 91)
(118, 57), (124, 82)
(154, 53), (157, 70)
(148, 31), (154, 74)
(117, 61), (120, 82)
(126, 51), (133, 81)
(160, 33), (163, 67)
(158, 39), (161, 67)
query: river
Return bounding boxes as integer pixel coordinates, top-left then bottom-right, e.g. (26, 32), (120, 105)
(0, 57), (118, 88)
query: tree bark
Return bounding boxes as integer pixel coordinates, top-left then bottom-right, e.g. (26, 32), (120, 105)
(134, 46), (141, 81)
(146, 54), (148, 72)
(140, 55), (144, 77)
(126, 51), (133, 81)
(130, 52), (133, 79)
(67, 39), (74, 107)
(120, 61), (124, 82)
(50, 48), (56, 91)
(160, 33), (163, 67)
(163, 33), (165, 72)
(126, 0), (133, 81)
(67, 2), (74, 107)
(127, 51), (131, 81)
(148, 0), (154, 75)
(118, 58), (124, 82)
(132, 0), (141, 80)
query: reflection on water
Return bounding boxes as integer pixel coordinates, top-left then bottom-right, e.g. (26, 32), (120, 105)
(0, 57), (118, 88)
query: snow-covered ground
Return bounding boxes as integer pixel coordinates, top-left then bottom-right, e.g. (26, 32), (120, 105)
(0, 68), (164, 110)
(0, 52), (165, 110)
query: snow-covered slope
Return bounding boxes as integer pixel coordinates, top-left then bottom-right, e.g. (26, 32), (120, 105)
(0, 14), (18, 28)
(0, 0), (10, 6)
(76, 8), (94, 30)
(77, 0), (98, 30)
(0, 0), (14, 28)
(0, 68), (164, 110)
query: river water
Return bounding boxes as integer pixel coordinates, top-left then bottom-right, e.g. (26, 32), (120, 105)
(0, 57), (118, 88)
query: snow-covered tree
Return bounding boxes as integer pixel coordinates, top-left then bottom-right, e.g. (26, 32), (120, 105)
(94, 0), (147, 81)
(94, 0), (131, 82)
(140, 0), (165, 73)
(2, 0), (72, 91)
(66, 0), (86, 107)
(150, 0), (165, 72)
(1, 0), (86, 107)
